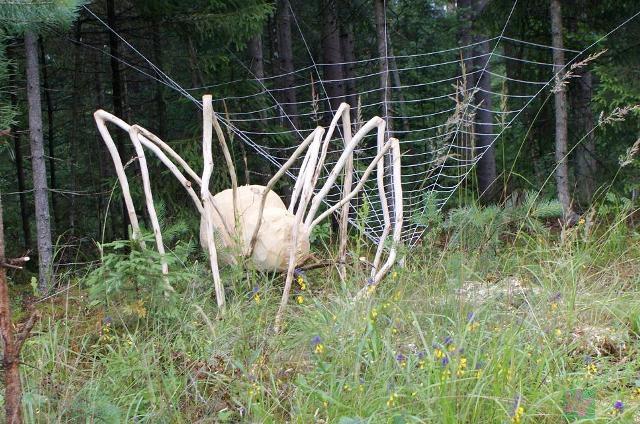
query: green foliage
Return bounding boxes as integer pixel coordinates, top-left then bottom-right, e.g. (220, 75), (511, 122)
(0, 0), (86, 35)
(18, 215), (640, 422)
(86, 227), (196, 319)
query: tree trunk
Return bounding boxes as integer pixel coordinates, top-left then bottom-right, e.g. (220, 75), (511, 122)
(570, 5), (596, 206)
(321, 0), (345, 113)
(8, 59), (31, 249)
(471, 0), (498, 203)
(374, 0), (392, 131)
(340, 18), (357, 108)
(573, 71), (596, 205)
(248, 34), (265, 81)
(373, 0), (396, 223)
(69, 20), (82, 234)
(550, 0), (576, 222)
(39, 39), (58, 231)
(151, 18), (166, 139)
(276, 0), (299, 129)
(457, 0), (476, 89)
(25, 30), (53, 292)
(0, 194), (22, 424)
(106, 0), (130, 240)
(473, 40), (498, 202)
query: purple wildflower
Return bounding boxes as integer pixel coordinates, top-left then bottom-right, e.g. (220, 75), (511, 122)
(441, 356), (449, 366)
(396, 353), (407, 363)
(614, 400), (624, 411)
(443, 336), (453, 346)
(467, 312), (475, 322)
(417, 351), (426, 360)
(311, 335), (322, 346)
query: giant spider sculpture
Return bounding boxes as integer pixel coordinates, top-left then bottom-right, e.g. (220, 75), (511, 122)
(94, 95), (403, 329)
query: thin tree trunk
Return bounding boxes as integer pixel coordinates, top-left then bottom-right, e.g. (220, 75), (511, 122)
(340, 17), (357, 108)
(374, 0), (396, 223)
(0, 193), (40, 424)
(0, 193), (22, 424)
(321, 0), (345, 113)
(69, 20), (82, 234)
(574, 70), (596, 205)
(151, 18), (166, 139)
(388, 45), (410, 133)
(248, 34), (265, 81)
(39, 39), (58, 230)
(374, 0), (392, 131)
(276, 0), (299, 129)
(550, 0), (576, 222)
(25, 30), (53, 292)
(8, 60), (31, 249)
(571, 5), (596, 206)
(473, 38), (498, 202)
(106, 0), (129, 240)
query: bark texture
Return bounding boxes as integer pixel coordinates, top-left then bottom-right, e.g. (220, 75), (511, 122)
(550, 0), (576, 222)
(321, 0), (345, 112)
(276, 0), (299, 129)
(106, 0), (129, 240)
(0, 194), (22, 424)
(25, 30), (53, 292)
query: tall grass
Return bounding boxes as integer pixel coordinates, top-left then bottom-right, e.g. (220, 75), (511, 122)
(10, 197), (640, 423)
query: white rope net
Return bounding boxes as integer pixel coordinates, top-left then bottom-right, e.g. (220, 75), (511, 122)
(81, 4), (640, 248)
(195, 36), (580, 246)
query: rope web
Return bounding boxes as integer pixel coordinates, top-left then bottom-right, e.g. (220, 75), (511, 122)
(81, 4), (640, 248)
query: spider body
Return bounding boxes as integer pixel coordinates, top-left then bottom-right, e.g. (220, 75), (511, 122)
(199, 185), (310, 271)
(93, 95), (403, 329)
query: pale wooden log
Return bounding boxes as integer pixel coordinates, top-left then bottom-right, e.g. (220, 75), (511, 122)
(247, 127), (320, 256)
(371, 123), (390, 277)
(94, 110), (144, 244)
(356, 138), (403, 299)
(310, 138), (393, 230)
(338, 107), (353, 281)
(211, 110), (239, 230)
(201, 95), (225, 308)
(305, 116), (385, 227)
(309, 103), (350, 193)
(128, 126), (168, 275)
(128, 126), (203, 214)
(274, 128), (324, 333)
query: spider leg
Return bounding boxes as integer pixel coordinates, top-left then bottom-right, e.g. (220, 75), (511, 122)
(202, 95), (225, 308)
(274, 127), (324, 332)
(210, 108), (240, 232)
(358, 138), (403, 298)
(371, 124), (391, 278)
(128, 126), (168, 276)
(304, 116), (385, 228)
(94, 110), (145, 245)
(338, 107), (353, 281)
(246, 126), (321, 257)
(309, 138), (393, 230)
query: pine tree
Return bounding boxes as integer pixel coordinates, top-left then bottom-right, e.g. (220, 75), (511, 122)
(0, 1), (85, 292)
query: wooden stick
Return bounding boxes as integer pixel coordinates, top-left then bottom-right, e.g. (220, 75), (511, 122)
(246, 127), (320, 257)
(304, 116), (384, 227)
(274, 128), (324, 333)
(211, 109), (239, 232)
(338, 107), (353, 281)
(94, 110), (144, 244)
(356, 138), (403, 299)
(201, 95), (225, 308)
(309, 139), (393, 230)
(128, 126), (168, 275)
(371, 123), (391, 277)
